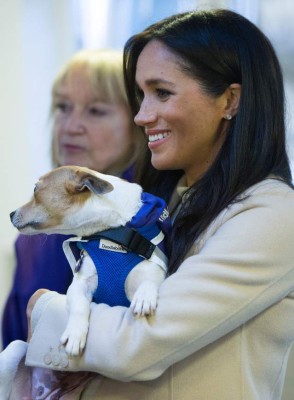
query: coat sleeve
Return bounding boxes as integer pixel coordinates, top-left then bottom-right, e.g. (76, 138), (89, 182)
(26, 181), (294, 381)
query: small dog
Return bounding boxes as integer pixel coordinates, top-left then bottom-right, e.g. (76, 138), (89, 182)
(0, 165), (170, 398)
(10, 166), (170, 355)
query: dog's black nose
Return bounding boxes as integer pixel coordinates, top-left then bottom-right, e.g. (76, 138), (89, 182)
(10, 211), (16, 221)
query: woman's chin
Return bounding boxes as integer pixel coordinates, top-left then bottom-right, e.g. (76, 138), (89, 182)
(60, 156), (88, 168)
(151, 156), (176, 171)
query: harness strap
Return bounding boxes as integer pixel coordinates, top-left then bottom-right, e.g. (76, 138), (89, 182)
(82, 226), (156, 260)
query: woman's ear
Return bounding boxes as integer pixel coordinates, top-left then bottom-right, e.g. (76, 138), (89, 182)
(224, 83), (241, 119)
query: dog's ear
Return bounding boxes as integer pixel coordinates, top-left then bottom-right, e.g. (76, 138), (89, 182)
(66, 170), (114, 195)
(79, 176), (114, 195)
(71, 173), (113, 195)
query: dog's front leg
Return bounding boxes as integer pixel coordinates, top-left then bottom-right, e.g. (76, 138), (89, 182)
(125, 260), (166, 317)
(60, 255), (98, 357)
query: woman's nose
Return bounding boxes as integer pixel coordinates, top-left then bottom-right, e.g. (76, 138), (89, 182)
(62, 111), (86, 134)
(134, 101), (157, 126)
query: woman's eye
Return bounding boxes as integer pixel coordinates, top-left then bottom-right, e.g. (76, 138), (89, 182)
(88, 107), (108, 117)
(136, 88), (144, 103)
(156, 88), (171, 100)
(54, 102), (71, 113)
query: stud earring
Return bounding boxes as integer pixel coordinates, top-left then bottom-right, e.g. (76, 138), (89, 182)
(225, 114), (232, 120)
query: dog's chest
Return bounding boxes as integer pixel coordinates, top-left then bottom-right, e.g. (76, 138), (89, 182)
(75, 238), (146, 306)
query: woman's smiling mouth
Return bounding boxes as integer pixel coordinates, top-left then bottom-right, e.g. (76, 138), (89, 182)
(147, 130), (170, 144)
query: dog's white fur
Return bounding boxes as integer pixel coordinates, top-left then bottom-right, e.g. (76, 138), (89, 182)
(1, 166), (166, 399)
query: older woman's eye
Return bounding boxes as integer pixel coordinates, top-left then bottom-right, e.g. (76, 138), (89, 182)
(54, 102), (71, 113)
(88, 106), (108, 117)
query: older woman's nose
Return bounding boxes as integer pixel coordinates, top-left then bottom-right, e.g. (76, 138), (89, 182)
(63, 111), (86, 134)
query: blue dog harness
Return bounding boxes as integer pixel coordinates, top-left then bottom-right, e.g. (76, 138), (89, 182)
(63, 192), (170, 307)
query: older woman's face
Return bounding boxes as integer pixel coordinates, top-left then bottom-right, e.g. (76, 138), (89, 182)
(52, 68), (134, 175)
(134, 40), (230, 186)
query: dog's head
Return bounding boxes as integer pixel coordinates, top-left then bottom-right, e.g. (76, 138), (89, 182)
(10, 166), (142, 236)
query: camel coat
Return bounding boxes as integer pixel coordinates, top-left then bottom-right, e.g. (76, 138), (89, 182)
(26, 178), (294, 399)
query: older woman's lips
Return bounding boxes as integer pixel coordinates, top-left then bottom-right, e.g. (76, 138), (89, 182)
(61, 144), (86, 154)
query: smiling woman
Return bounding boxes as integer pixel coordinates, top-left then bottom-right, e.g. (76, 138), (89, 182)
(134, 40), (241, 185)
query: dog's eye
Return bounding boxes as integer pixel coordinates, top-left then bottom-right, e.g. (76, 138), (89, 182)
(34, 184), (38, 193)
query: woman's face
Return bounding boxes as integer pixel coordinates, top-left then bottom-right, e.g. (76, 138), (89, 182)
(53, 67), (134, 175)
(134, 40), (229, 186)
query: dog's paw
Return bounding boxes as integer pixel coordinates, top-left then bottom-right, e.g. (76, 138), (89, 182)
(0, 340), (28, 399)
(130, 281), (159, 316)
(60, 322), (88, 357)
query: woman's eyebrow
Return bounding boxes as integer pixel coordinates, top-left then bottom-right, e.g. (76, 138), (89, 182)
(137, 78), (176, 87)
(52, 90), (70, 99)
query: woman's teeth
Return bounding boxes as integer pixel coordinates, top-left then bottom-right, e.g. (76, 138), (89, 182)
(148, 132), (169, 142)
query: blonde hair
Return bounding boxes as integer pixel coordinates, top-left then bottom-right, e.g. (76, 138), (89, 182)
(51, 49), (143, 167)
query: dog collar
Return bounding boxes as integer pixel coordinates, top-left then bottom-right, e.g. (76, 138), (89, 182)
(81, 191), (170, 269)
(82, 226), (155, 260)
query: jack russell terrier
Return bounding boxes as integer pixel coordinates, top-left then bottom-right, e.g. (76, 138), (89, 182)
(0, 165), (170, 399)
